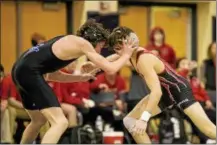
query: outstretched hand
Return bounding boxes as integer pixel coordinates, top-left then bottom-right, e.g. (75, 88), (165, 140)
(81, 62), (101, 74)
(119, 37), (138, 57)
(79, 69), (100, 82)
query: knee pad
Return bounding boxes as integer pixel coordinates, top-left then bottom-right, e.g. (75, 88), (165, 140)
(123, 117), (136, 133)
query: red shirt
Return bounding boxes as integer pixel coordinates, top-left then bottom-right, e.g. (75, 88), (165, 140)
(178, 70), (210, 102)
(190, 77), (210, 102)
(10, 80), (22, 101)
(47, 81), (63, 103)
(61, 82), (90, 105)
(90, 73), (126, 99)
(1, 75), (13, 100)
(60, 69), (90, 105)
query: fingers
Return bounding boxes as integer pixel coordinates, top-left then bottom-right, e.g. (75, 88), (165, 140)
(89, 75), (96, 80)
(90, 68), (101, 76)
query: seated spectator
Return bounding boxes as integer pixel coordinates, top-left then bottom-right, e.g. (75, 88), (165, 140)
(200, 42), (216, 90)
(89, 72), (127, 130)
(90, 72), (127, 112)
(60, 62), (93, 109)
(0, 64), (13, 143)
(177, 58), (216, 143)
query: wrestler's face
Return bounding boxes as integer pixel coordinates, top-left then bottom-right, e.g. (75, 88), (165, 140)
(113, 44), (123, 55)
(95, 41), (106, 53)
(179, 59), (190, 70)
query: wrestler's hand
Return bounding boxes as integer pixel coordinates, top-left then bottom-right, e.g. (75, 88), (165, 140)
(79, 69), (100, 82)
(79, 73), (96, 82)
(120, 38), (137, 57)
(81, 62), (98, 74)
(131, 120), (147, 135)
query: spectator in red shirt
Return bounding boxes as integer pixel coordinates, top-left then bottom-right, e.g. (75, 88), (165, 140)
(85, 72), (127, 131)
(0, 64), (13, 143)
(177, 58), (215, 110)
(145, 27), (177, 68)
(177, 58), (216, 143)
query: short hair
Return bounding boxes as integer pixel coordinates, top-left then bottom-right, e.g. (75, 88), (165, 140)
(76, 19), (110, 47)
(31, 33), (46, 46)
(108, 26), (134, 49)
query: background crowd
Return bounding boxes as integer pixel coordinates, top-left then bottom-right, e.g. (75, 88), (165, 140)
(0, 0), (216, 144)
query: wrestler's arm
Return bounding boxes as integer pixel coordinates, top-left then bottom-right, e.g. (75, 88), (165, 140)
(137, 54), (162, 114)
(106, 54), (132, 66)
(81, 54), (132, 74)
(46, 69), (97, 83)
(81, 40), (131, 74)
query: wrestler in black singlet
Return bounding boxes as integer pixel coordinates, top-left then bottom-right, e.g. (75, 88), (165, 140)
(130, 50), (196, 111)
(12, 36), (76, 110)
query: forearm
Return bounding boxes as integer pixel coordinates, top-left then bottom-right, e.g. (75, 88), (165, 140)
(106, 55), (131, 74)
(47, 71), (82, 83)
(144, 92), (162, 114)
(106, 54), (120, 62)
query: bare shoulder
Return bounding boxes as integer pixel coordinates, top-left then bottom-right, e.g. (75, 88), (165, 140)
(67, 35), (94, 51)
(137, 53), (158, 66)
(65, 35), (87, 45)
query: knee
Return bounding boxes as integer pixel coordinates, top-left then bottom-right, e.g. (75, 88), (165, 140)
(123, 116), (136, 131)
(62, 104), (77, 115)
(53, 117), (69, 130)
(32, 117), (47, 127)
(68, 105), (77, 115)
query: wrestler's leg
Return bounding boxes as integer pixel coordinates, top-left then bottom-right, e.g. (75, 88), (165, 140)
(40, 107), (68, 143)
(123, 96), (162, 144)
(183, 102), (216, 139)
(61, 103), (78, 127)
(20, 110), (47, 144)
